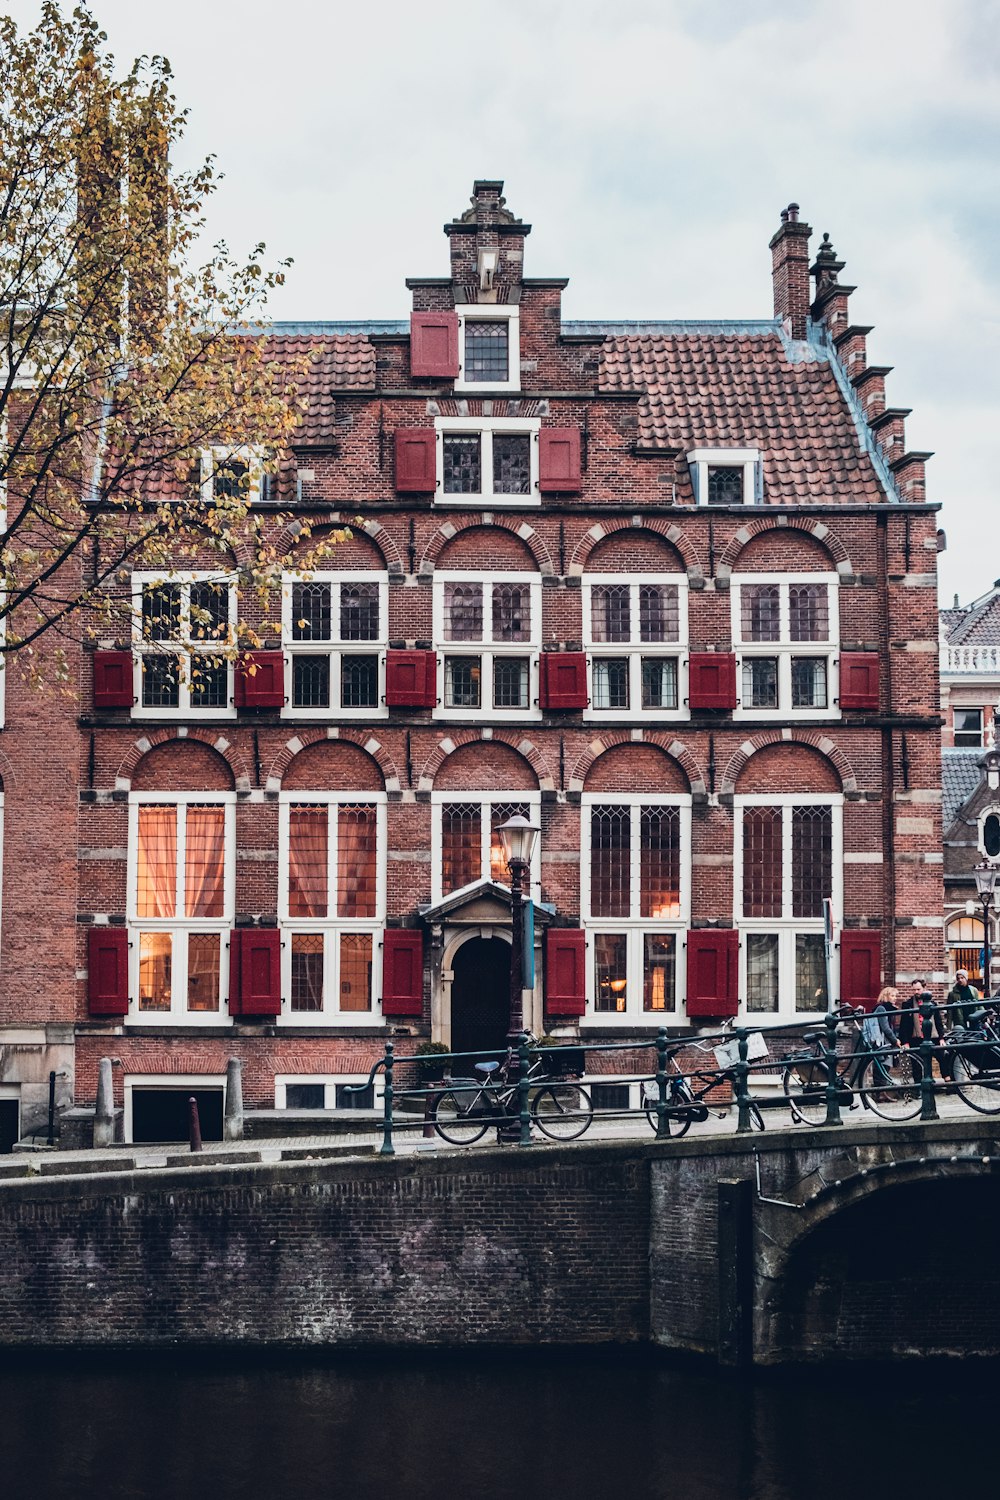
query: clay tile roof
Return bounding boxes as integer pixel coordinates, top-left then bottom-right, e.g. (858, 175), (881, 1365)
(262, 334), (377, 447)
(944, 592), (1000, 648)
(942, 749), (986, 829)
(594, 327), (886, 505)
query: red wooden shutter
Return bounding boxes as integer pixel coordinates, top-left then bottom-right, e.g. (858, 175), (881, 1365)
(545, 929), (587, 1017)
(234, 651), (285, 709)
(229, 928), (282, 1016)
(539, 652), (588, 710)
(839, 652), (880, 711)
(88, 927), (129, 1016)
(382, 929), (424, 1017)
(395, 428), (437, 493)
(686, 930), (739, 1018)
(840, 930), (882, 1012)
(689, 653), (737, 711)
(385, 649), (437, 708)
(410, 312), (459, 379)
(93, 650), (134, 709)
(538, 428), (582, 493)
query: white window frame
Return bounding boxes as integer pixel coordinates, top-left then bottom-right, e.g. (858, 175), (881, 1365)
(455, 306), (520, 393)
(127, 793), (236, 1025)
(732, 573), (840, 721)
(281, 571), (389, 721)
(434, 415), (541, 506)
(583, 574), (689, 723)
(123, 1074), (226, 1144)
(582, 793), (691, 1028)
(687, 447), (760, 506)
(433, 569), (541, 721)
(200, 445), (265, 505)
(132, 571), (237, 720)
(734, 792), (843, 1020)
(954, 707), (985, 748)
(431, 791), (542, 905)
(274, 1074), (378, 1110)
(278, 792), (386, 1027)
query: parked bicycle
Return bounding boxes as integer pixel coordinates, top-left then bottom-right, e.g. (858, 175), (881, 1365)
(433, 1036), (593, 1144)
(950, 1005), (1000, 1114)
(643, 1035), (765, 1136)
(782, 1006), (921, 1123)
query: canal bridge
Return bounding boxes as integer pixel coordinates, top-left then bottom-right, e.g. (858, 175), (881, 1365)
(0, 1115), (997, 1364)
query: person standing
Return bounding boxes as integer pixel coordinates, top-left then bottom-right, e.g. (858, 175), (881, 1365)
(947, 968), (982, 1029)
(899, 978), (947, 1081)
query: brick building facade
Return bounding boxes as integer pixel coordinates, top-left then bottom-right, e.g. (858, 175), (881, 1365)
(0, 182), (944, 1144)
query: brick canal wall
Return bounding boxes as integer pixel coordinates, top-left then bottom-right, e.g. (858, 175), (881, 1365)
(1, 1122), (999, 1360)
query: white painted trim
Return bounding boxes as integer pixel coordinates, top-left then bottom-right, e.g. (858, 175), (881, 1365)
(434, 415), (541, 507)
(430, 791), (542, 906)
(131, 571), (237, 721)
(281, 572), (389, 721)
(455, 306), (521, 393)
(433, 571), (542, 722)
(583, 574), (689, 723)
(123, 1072), (226, 1144)
(274, 1074), (376, 1109)
(731, 575), (840, 721)
(687, 447), (760, 506)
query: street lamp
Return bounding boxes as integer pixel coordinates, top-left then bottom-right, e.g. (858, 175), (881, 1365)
(973, 862), (1000, 995)
(497, 813), (541, 1043)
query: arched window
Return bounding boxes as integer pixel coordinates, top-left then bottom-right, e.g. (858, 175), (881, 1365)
(947, 914), (985, 986)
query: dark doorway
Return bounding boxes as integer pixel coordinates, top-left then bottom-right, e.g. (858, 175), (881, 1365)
(0, 1099), (18, 1154)
(131, 1088), (224, 1144)
(450, 937), (511, 1058)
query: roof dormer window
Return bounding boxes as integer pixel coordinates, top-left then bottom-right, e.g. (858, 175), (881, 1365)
(687, 447), (761, 506)
(455, 307), (520, 392)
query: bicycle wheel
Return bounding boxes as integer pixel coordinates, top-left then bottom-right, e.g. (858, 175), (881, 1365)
(751, 1103), (765, 1132)
(952, 1052), (1000, 1115)
(531, 1084), (594, 1141)
(859, 1050), (923, 1121)
(434, 1088), (491, 1145)
(644, 1099), (693, 1138)
(782, 1058), (830, 1125)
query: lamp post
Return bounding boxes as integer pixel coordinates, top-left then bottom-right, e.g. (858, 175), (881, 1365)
(497, 813), (541, 1043)
(973, 861), (1000, 996)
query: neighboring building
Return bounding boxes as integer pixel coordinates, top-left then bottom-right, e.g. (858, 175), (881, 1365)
(0, 183), (945, 1143)
(941, 583), (1000, 987)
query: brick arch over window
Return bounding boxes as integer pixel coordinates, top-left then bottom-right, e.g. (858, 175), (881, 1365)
(419, 517), (555, 577)
(716, 518), (853, 581)
(0, 753), (14, 791)
(568, 520), (705, 582)
(266, 729), (400, 794)
(722, 733), (856, 796)
(582, 742), (691, 795)
(117, 730), (247, 793)
(568, 733), (706, 796)
(272, 515), (403, 575)
(418, 732), (552, 792)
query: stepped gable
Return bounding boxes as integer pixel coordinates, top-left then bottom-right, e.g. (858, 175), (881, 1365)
(598, 327), (884, 505)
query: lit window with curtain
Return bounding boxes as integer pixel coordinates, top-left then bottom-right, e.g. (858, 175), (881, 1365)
(280, 796), (385, 1022)
(433, 794), (541, 904)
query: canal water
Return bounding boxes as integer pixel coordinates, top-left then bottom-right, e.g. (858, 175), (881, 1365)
(1, 1350), (995, 1499)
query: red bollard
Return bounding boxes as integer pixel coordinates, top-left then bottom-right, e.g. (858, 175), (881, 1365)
(188, 1095), (203, 1153)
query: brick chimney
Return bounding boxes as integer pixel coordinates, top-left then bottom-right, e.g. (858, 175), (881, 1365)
(769, 202), (812, 341)
(444, 180), (530, 303)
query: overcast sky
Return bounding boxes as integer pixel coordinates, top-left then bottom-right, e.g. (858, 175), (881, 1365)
(7, 0), (999, 604)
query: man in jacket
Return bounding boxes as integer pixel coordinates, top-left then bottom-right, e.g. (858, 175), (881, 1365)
(948, 969), (982, 1029)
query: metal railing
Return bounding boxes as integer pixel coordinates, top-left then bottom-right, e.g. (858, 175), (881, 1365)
(350, 997), (1000, 1155)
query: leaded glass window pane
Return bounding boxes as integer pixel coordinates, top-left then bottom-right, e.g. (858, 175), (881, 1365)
(444, 656), (481, 709)
(190, 660), (228, 708)
(492, 583), (530, 642)
(489, 802), (529, 884)
(591, 585), (630, 643)
(288, 806), (328, 918)
(442, 803), (481, 894)
(743, 657), (778, 708)
(293, 655), (330, 709)
(339, 933), (373, 1012)
(341, 655), (378, 709)
(639, 585), (679, 643)
(464, 321), (509, 383)
(741, 585), (780, 642)
(184, 806), (226, 918)
(142, 583), (181, 642)
(640, 806), (681, 919)
(337, 806), (378, 919)
(291, 933), (324, 1012)
(643, 933), (676, 1012)
(707, 466), (744, 505)
(340, 583), (379, 642)
(592, 658), (629, 710)
(493, 434), (531, 494)
(791, 805), (832, 918)
(594, 932), (629, 1012)
(591, 806), (630, 918)
(444, 583), (483, 641)
(136, 807), (178, 918)
(213, 457), (248, 499)
(789, 584), (828, 642)
(493, 657), (529, 709)
(791, 656), (827, 708)
(641, 658), (678, 710)
(746, 933), (779, 1012)
(142, 654), (181, 708)
(189, 582), (228, 642)
(138, 932), (172, 1011)
(187, 932), (221, 1013)
(292, 582), (332, 642)
(743, 807), (782, 918)
(443, 434), (482, 493)
(796, 933), (828, 1011)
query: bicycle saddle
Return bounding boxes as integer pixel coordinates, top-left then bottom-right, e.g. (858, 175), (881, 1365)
(802, 1030), (825, 1044)
(474, 1060), (501, 1074)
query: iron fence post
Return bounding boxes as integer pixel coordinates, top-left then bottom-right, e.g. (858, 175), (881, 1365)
(824, 1011), (842, 1126)
(735, 1029), (752, 1134)
(379, 1039), (395, 1157)
(919, 998), (939, 1122)
(655, 1027), (670, 1139)
(517, 1032), (533, 1147)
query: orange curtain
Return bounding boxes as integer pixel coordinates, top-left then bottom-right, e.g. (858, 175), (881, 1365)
(337, 806), (377, 918)
(137, 807), (177, 918)
(184, 806), (226, 918)
(288, 807), (328, 918)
